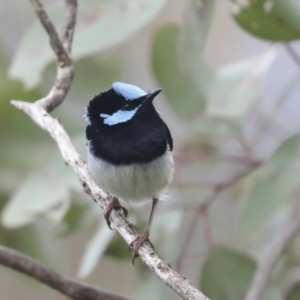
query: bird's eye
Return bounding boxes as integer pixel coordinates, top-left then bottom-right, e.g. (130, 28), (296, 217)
(122, 103), (130, 110)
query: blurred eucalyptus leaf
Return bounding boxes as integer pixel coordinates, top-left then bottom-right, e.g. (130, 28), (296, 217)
(179, 0), (216, 69)
(151, 202), (183, 235)
(200, 244), (256, 300)
(287, 286), (300, 300)
(0, 48), (43, 139)
(259, 288), (283, 300)
(10, 0), (166, 89)
(242, 134), (300, 236)
(231, 0), (300, 41)
(77, 221), (115, 279)
(134, 276), (168, 300)
(152, 24), (211, 121)
(151, 203), (183, 262)
(0, 221), (66, 268)
(104, 233), (131, 260)
(60, 192), (97, 235)
(0, 48), (54, 193)
(68, 52), (123, 102)
(1, 191), (70, 267)
(190, 116), (242, 143)
(1, 136), (85, 228)
(207, 47), (277, 117)
(0, 191), (45, 260)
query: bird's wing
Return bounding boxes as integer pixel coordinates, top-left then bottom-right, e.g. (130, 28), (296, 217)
(166, 125), (173, 151)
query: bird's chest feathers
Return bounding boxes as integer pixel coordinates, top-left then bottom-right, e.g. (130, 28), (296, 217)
(87, 149), (174, 203)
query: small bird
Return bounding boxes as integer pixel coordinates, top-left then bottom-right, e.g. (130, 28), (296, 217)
(84, 82), (174, 262)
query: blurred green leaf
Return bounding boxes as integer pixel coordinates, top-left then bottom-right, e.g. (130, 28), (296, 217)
(242, 134), (300, 235)
(1, 136), (85, 228)
(60, 192), (97, 235)
(0, 190), (68, 267)
(190, 116), (242, 143)
(0, 222), (63, 266)
(288, 286), (300, 300)
(105, 233), (131, 260)
(10, 0), (166, 89)
(134, 276), (169, 300)
(152, 204), (183, 263)
(179, 0), (215, 69)
(0, 192), (44, 260)
(152, 24), (211, 120)
(77, 221), (115, 278)
(200, 244), (256, 300)
(207, 48), (276, 117)
(68, 52), (123, 101)
(0, 47), (54, 193)
(0, 48), (42, 138)
(231, 0), (300, 41)
(260, 288), (282, 300)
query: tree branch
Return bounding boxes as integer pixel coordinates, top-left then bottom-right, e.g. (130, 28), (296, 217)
(30, 0), (70, 63)
(0, 245), (129, 300)
(8, 1), (210, 300)
(62, 0), (77, 52)
(30, 0), (76, 112)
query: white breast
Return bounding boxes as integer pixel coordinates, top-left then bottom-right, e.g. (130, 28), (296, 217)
(87, 145), (174, 204)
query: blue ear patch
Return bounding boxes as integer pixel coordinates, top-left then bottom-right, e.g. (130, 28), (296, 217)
(112, 82), (146, 100)
(100, 106), (140, 126)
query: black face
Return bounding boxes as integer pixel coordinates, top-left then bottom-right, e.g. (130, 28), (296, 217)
(85, 85), (173, 165)
(85, 88), (146, 128)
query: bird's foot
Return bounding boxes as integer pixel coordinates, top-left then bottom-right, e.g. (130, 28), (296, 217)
(104, 197), (128, 229)
(129, 230), (153, 264)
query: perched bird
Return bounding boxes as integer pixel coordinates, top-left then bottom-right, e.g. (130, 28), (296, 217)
(84, 82), (174, 262)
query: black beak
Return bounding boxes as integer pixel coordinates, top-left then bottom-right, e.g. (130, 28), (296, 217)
(143, 88), (162, 104)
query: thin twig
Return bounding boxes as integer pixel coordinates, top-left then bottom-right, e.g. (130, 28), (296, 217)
(30, 0), (70, 64)
(0, 245), (129, 300)
(172, 180), (216, 189)
(30, 0), (76, 112)
(244, 209), (300, 300)
(175, 162), (261, 272)
(175, 188), (218, 272)
(62, 0), (77, 52)
(281, 268), (300, 299)
(246, 112), (287, 141)
(251, 76), (300, 145)
(174, 152), (255, 165)
(285, 44), (300, 71)
(246, 44), (300, 146)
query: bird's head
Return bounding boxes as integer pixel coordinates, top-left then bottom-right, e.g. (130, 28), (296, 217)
(84, 82), (161, 128)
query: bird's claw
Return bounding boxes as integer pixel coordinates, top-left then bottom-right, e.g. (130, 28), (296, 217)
(104, 197), (128, 229)
(129, 230), (153, 264)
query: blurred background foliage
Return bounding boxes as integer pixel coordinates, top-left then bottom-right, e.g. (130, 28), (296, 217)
(1, 0), (300, 299)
